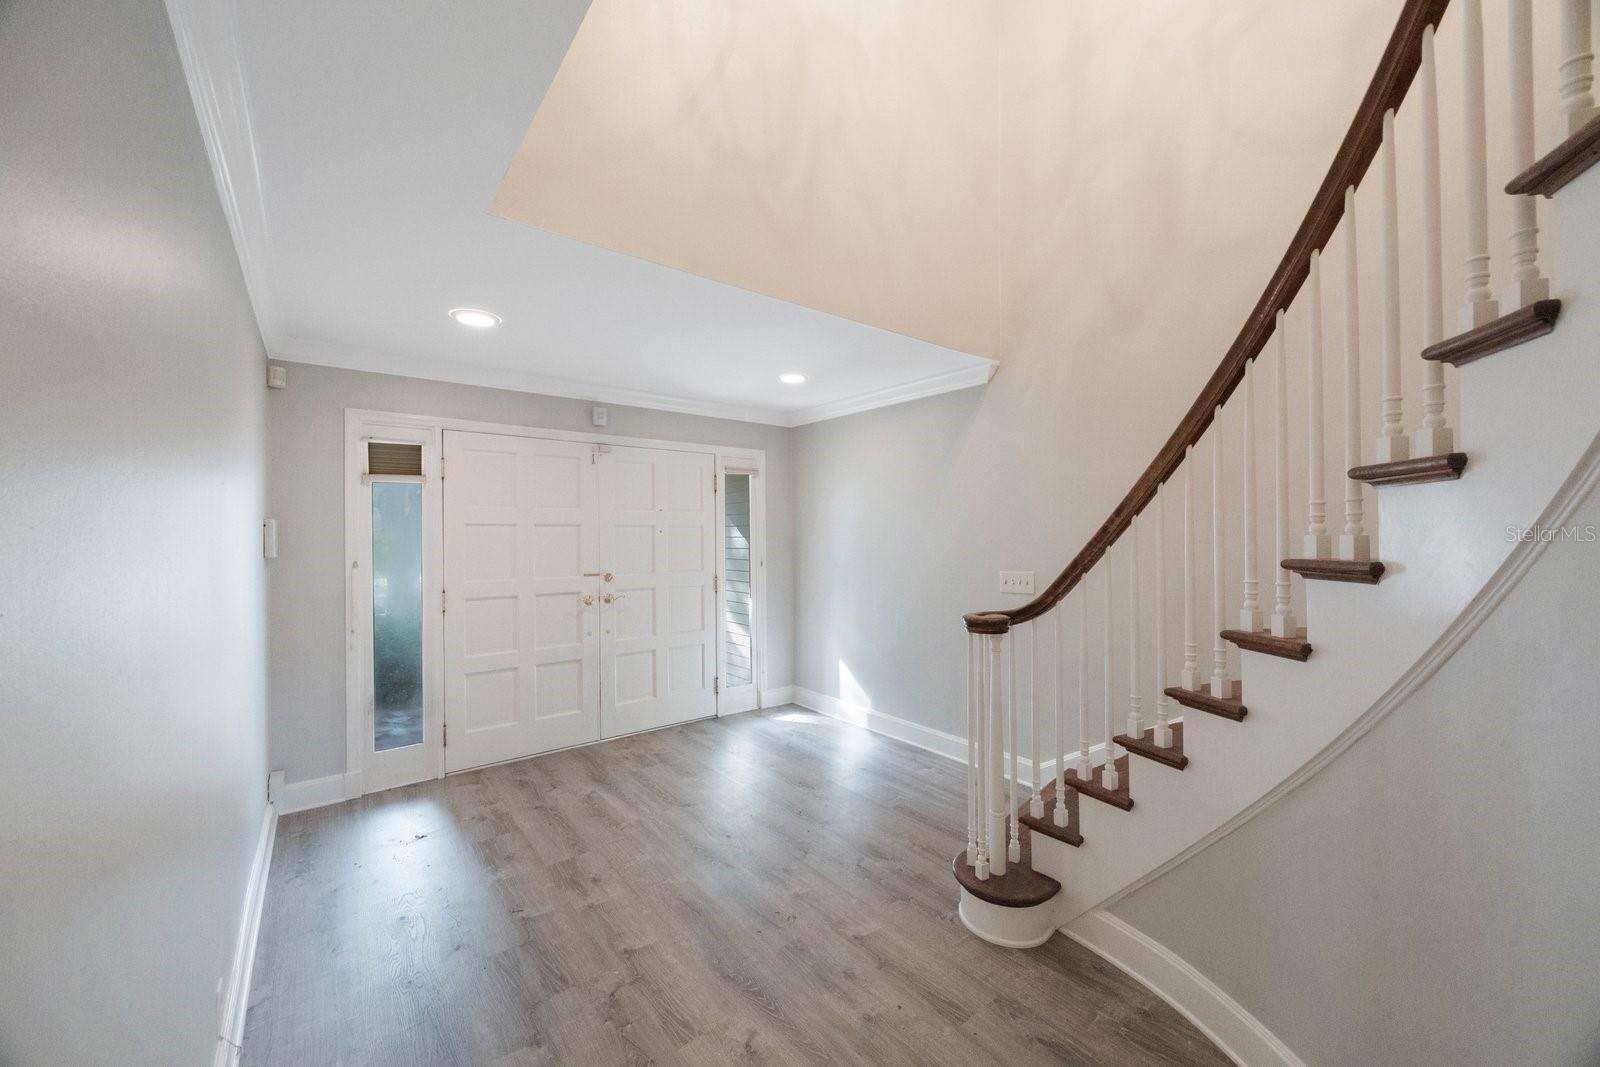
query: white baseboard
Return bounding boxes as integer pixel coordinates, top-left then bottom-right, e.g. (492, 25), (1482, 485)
(1064, 909), (1304, 1067)
(793, 686), (968, 761)
(214, 799), (277, 1067)
(758, 685), (796, 708)
(791, 686), (1101, 782)
(273, 771), (357, 815)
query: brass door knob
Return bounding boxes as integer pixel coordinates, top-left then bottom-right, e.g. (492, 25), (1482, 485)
(602, 592), (626, 604)
(581, 594), (595, 606)
(603, 572), (614, 583)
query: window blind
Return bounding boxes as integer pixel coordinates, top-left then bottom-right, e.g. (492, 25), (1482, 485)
(368, 441), (422, 477)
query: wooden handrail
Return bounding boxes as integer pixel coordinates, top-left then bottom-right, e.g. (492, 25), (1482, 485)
(964, 0), (1451, 636)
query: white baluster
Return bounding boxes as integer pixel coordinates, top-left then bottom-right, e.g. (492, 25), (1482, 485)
(1154, 482), (1173, 748)
(1102, 563), (1120, 790)
(1209, 408), (1230, 697)
(1127, 515), (1142, 739)
(1008, 629), (1020, 864)
(1054, 607), (1069, 828)
(1561, 0), (1599, 135)
(1305, 251), (1333, 557)
(1341, 188), (1372, 561)
(967, 633), (978, 867)
(1461, 0), (1500, 332)
(1239, 358), (1263, 631)
(1376, 109), (1409, 464)
(1030, 621), (1043, 819)
(987, 631), (1006, 877)
(1415, 26), (1456, 458)
(974, 632), (990, 878)
(1076, 587), (1090, 781)
(1182, 446), (1200, 690)
(1272, 311), (1300, 638)
(1505, 0), (1552, 309)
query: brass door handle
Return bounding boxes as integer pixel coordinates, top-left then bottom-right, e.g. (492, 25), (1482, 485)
(602, 593), (626, 604)
(581, 594), (595, 606)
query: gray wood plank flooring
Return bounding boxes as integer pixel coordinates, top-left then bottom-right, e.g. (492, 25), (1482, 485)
(242, 707), (1230, 1066)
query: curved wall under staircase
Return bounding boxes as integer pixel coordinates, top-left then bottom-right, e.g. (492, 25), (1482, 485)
(1063, 166), (1600, 1066)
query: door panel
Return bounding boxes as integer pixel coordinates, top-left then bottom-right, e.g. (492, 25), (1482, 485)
(444, 431), (599, 772)
(598, 447), (717, 737)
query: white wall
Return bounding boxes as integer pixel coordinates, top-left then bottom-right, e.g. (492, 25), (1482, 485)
(1109, 476), (1600, 1065)
(0, 0), (270, 1063)
(265, 361), (794, 786)
(795, 0), (1398, 734)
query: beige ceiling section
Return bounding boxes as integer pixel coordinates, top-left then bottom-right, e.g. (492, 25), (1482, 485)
(492, 0), (999, 359)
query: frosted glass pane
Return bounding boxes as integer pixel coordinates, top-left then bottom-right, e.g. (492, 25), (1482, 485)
(373, 481), (424, 751)
(722, 474), (753, 687)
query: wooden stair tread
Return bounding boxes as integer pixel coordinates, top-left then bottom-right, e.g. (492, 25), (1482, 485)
(1222, 628), (1313, 662)
(1349, 452), (1468, 487)
(1114, 721), (1188, 770)
(1063, 755), (1134, 811)
(1421, 300), (1560, 367)
(1018, 779), (1083, 847)
(1281, 558), (1386, 584)
(952, 828), (1061, 908)
(1506, 115), (1600, 197)
(1165, 682), (1247, 721)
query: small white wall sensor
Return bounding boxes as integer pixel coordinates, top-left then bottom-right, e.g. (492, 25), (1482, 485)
(266, 364), (288, 389)
(591, 405), (609, 427)
(263, 518), (279, 559)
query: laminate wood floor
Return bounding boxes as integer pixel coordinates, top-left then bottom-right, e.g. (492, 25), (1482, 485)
(242, 708), (1230, 1066)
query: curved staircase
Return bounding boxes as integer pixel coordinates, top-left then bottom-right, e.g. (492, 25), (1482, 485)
(953, 0), (1600, 950)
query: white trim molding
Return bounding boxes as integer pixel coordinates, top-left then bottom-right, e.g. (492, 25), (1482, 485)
(758, 685), (797, 709)
(794, 686), (967, 762)
(273, 771), (360, 816)
(214, 799), (277, 1067)
(786, 360), (998, 426)
(164, 0), (283, 353)
(791, 685), (1099, 783)
(286, 340), (997, 429)
(1065, 910), (1305, 1067)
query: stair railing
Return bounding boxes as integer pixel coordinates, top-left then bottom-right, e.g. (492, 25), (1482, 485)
(963, 0), (1589, 882)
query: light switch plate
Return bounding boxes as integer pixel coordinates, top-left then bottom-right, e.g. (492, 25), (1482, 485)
(999, 570), (1035, 595)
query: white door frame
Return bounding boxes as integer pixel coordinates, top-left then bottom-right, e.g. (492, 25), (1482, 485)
(344, 413), (446, 798)
(343, 408), (767, 798)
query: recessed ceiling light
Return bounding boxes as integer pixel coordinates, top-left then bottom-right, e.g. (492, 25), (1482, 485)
(449, 307), (501, 329)
(778, 373), (807, 385)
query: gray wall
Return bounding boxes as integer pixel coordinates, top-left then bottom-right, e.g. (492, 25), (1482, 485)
(1111, 480), (1600, 1066)
(0, 1), (270, 1063)
(265, 361), (794, 785)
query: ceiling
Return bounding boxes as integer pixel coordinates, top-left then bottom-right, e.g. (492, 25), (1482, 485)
(170, 0), (996, 427)
(492, 0), (1000, 360)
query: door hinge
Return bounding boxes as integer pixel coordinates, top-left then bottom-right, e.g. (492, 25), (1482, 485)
(443, 722), (448, 747)
(714, 676), (720, 695)
(441, 589), (447, 614)
(439, 455), (445, 480)
(713, 574), (719, 594)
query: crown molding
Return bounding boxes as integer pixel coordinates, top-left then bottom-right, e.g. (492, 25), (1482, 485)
(279, 336), (997, 428)
(164, 0), (285, 351)
(786, 360), (998, 425)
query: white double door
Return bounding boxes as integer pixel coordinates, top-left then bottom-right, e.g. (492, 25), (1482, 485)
(443, 430), (718, 773)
